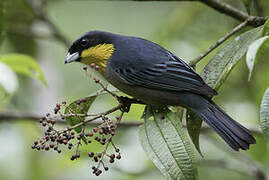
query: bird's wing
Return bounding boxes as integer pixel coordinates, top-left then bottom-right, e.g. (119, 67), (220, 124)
(113, 51), (217, 97)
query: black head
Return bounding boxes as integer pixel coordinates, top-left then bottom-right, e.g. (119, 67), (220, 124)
(65, 31), (113, 64)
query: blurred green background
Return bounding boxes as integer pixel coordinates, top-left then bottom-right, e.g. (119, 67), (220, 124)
(0, 0), (269, 180)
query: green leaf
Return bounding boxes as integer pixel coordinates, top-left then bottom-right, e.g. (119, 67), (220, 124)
(0, 62), (19, 94)
(139, 106), (197, 180)
(0, 62), (18, 106)
(0, 54), (47, 85)
(260, 88), (269, 143)
(241, 0), (252, 14)
(201, 26), (262, 90)
(262, 18), (269, 36)
(246, 36), (269, 81)
(65, 96), (97, 133)
(186, 110), (203, 156)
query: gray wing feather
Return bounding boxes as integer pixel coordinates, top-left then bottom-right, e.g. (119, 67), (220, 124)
(113, 52), (217, 97)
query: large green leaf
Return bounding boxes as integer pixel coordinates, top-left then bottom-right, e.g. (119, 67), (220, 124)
(139, 106), (197, 180)
(260, 88), (269, 143)
(0, 54), (47, 85)
(65, 96), (97, 133)
(246, 36), (269, 81)
(201, 26), (262, 90)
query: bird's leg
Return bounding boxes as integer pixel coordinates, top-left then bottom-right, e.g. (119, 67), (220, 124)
(117, 96), (132, 112)
(117, 96), (145, 113)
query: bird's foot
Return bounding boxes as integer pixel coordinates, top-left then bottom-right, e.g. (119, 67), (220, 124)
(117, 96), (132, 113)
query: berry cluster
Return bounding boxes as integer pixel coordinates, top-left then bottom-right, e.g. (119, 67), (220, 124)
(32, 101), (123, 176)
(85, 119), (122, 176)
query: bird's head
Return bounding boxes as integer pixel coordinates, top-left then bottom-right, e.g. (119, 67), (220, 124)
(65, 31), (115, 73)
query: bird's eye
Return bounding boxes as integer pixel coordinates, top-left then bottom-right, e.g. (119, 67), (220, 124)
(80, 38), (88, 46)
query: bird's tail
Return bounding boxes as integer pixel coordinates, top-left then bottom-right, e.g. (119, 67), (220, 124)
(182, 93), (256, 151)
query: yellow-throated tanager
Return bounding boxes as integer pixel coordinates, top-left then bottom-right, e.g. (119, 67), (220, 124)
(65, 31), (255, 151)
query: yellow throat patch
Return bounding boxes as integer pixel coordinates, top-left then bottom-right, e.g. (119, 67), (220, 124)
(80, 44), (115, 73)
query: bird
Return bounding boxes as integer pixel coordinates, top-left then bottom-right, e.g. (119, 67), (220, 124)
(65, 30), (256, 151)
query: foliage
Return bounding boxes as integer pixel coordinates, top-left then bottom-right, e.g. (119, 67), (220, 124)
(139, 107), (197, 180)
(0, 54), (47, 85)
(0, 54), (45, 105)
(260, 88), (269, 143)
(246, 36), (269, 81)
(201, 26), (262, 90)
(65, 96), (97, 133)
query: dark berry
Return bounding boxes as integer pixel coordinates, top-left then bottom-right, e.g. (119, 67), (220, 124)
(116, 154), (121, 159)
(51, 120), (56, 125)
(94, 78), (100, 83)
(110, 154), (115, 159)
(90, 63), (95, 68)
(49, 143), (55, 148)
(83, 65), (88, 71)
(87, 132), (93, 137)
(93, 128), (98, 133)
(88, 152), (94, 157)
(99, 129), (104, 135)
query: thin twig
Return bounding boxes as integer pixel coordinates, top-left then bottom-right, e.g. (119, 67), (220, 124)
(63, 105), (122, 132)
(189, 19), (249, 66)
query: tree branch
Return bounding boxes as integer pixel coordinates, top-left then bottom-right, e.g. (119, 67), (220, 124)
(0, 110), (262, 134)
(199, 0), (267, 27)
(134, 0), (267, 27)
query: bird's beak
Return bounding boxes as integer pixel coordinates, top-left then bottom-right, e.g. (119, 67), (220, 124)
(65, 52), (80, 64)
